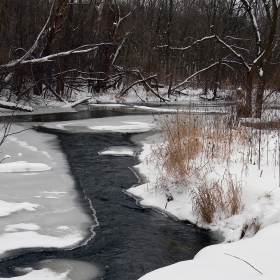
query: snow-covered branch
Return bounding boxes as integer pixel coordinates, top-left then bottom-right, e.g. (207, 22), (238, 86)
(0, 43), (112, 69)
(215, 36), (251, 71)
(171, 62), (220, 92)
(120, 74), (157, 96)
(158, 35), (216, 51)
(111, 33), (130, 65)
(240, 0), (262, 56)
(129, 70), (169, 102)
(18, 0), (57, 63)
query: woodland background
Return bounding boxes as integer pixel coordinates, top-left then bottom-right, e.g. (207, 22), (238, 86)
(0, 0), (279, 117)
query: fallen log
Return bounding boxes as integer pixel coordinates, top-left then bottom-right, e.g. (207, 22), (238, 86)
(0, 101), (33, 112)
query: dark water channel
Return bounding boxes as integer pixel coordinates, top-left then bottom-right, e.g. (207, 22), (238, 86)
(0, 108), (222, 280)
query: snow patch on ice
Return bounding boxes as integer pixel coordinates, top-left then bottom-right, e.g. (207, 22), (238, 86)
(5, 223), (41, 232)
(99, 146), (135, 156)
(0, 231), (83, 255)
(57, 226), (70, 230)
(89, 121), (155, 133)
(0, 200), (40, 217)
(0, 162), (51, 173)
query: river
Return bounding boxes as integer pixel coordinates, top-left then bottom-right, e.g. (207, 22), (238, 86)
(0, 104), (223, 280)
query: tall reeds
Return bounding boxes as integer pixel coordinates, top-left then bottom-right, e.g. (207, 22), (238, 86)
(149, 109), (280, 225)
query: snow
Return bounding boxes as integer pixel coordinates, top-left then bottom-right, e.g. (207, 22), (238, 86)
(99, 146), (135, 156)
(0, 231), (82, 255)
(41, 110), (280, 280)
(2, 99), (280, 279)
(0, 162), (51, 172)
(0, 268), (69, 280)
(0, 124), (95, 259)
(43, 115), (156, 133)
(89, 121), (155, 133)
(125, 120), (280, 279)
(90, 103), (125, 107)
(0, 259), (103, 280)
(5, 223), (41, 232)
(0, 100), (33, 112)
(0, 201), (39, 217)
(139, 223), (280, 280)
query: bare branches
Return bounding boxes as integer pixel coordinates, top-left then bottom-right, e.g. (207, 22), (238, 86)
(158, 35), (216, 51)
(120, 73), (157, 96)
(215, 36), (251, 71)
(0, 44), (112, 69)
(171, 62), (220, 92)
(18, 0), (57, 64)
(240, 0), (262, 56)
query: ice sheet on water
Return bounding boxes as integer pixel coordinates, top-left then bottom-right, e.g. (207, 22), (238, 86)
(0, 124), (95, 258)
(89, 121), (155, 133)
(43, 115), (155, 133)
(0, 259), (103, 280)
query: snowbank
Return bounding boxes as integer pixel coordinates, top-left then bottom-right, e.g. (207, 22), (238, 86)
(139, 223), (280, 280)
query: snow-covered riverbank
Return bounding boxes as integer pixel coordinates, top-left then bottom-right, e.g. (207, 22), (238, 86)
(1, 101), (280, 279)
(43, 112), (280, 280)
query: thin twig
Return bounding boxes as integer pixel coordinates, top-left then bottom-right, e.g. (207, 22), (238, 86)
(224, 253), (263, 275)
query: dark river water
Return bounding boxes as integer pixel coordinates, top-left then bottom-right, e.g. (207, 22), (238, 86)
(0, 107), (222, 280)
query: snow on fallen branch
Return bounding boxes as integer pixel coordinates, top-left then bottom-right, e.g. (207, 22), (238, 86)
(61, 97), (91, 108)
(0, 101), (33, 112)
(120, 74), (157, 96)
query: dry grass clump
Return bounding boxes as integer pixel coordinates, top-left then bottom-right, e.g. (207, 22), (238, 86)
(150, 112), (251, 188)
(150, 113), (203, 184)
(240, 217), (262, 239)
(191, 173), (243, 224)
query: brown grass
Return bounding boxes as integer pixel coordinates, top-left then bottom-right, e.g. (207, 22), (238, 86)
(240, 218), (262, 238)
(149, 110), (280, 224)
(150, 112), (252, 188)
(191, 173), (243, 224)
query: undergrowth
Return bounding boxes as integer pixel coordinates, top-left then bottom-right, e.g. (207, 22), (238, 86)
(148, 111), (279, 225)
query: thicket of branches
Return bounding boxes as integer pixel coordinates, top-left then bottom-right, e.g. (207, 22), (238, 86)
(0, 0), (279, 117)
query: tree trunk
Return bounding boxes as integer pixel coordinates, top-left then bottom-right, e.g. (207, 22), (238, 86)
(255, 74), (265, 118)
(243, 71), (253, 117)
